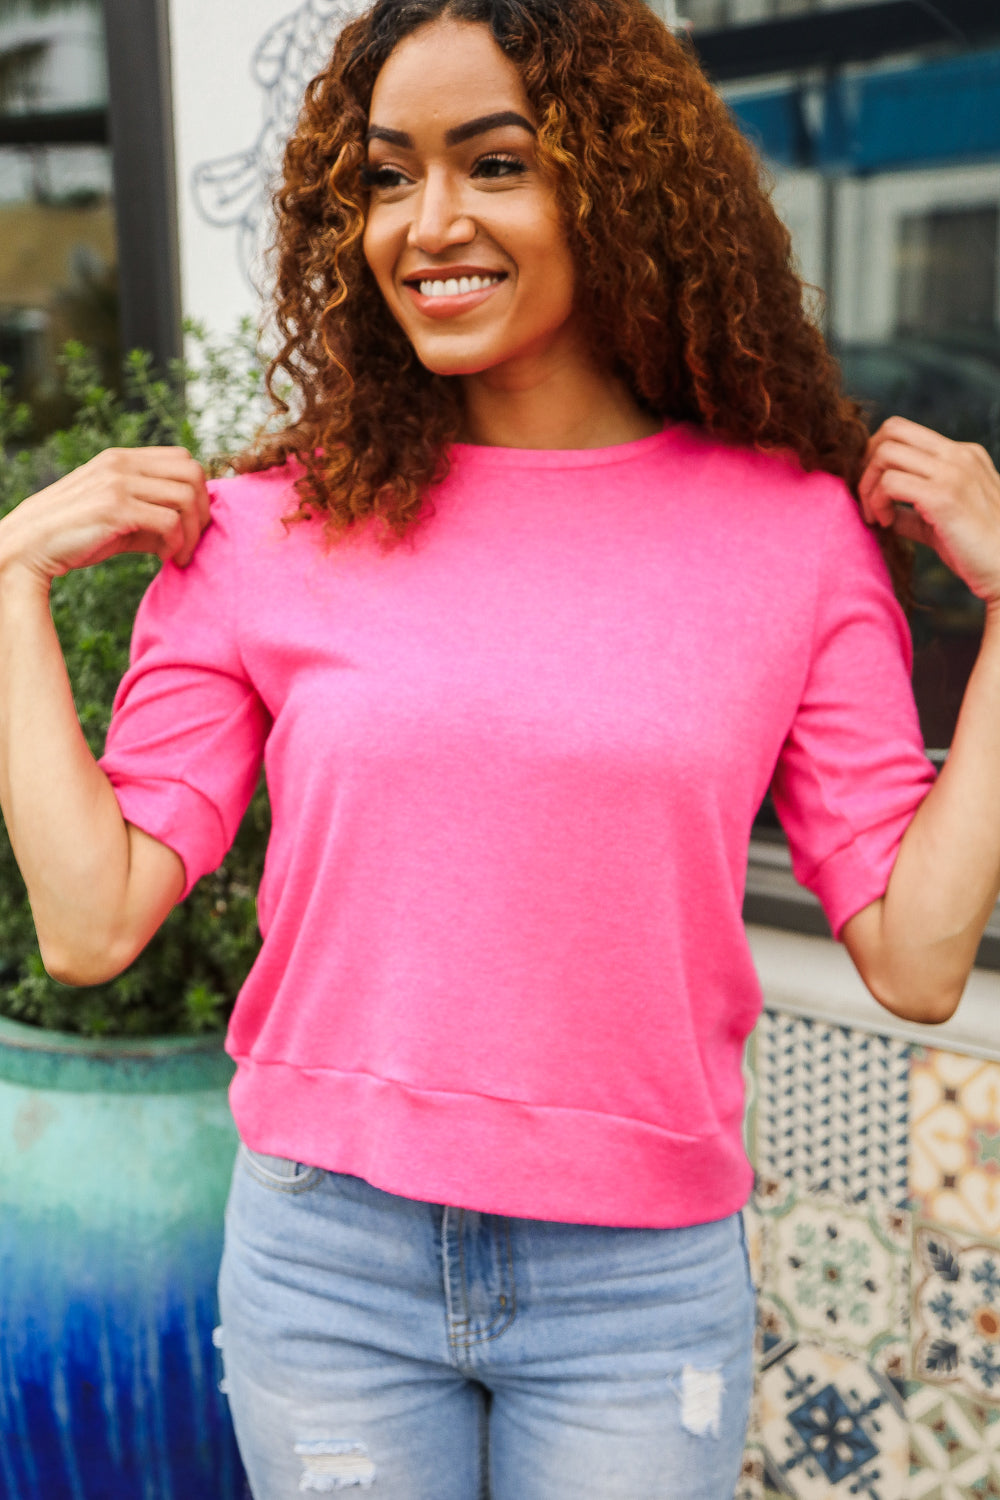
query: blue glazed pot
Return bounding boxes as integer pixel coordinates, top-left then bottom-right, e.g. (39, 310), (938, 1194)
(0, 1014), (246, 1500)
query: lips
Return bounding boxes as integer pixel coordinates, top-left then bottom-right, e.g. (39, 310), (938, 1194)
(403, 265), (508, 289)
(401, 267), (509, 319)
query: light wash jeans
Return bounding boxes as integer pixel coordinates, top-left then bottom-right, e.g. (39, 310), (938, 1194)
(217, 1145), (755, 1499)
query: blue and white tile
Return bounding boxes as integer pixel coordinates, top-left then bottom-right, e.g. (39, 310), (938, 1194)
(758, 1340), (908, 1498)
(755, 1189), (910, 1368)
(908, 1381), (1000, 1498)
(736, 1402), (766, 1500)
(751, 1011), (909, 1210)
(911, 1048), (1000, 1239)
(913, 1225), (1000, 1402)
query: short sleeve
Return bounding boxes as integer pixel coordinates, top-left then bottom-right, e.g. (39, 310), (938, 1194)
(770, 490), (936, 938)
(99, 488), (269, 900)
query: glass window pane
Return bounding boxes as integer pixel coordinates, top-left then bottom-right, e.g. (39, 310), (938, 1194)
(660, 0), (880, 29)
(0, 0), (116, 429)
(896, 206), (998, 337)
(710, 30), (1000, 752)
(0, 0), (105, 116)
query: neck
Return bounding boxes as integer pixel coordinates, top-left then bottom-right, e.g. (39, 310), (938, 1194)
(458, 349), (661, 451)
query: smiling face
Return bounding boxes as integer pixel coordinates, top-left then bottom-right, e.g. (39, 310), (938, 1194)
(361, 17), (582, 385)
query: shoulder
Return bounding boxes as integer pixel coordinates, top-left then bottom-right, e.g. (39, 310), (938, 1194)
(677, 425), (849, 503)
(161, 459), (310, 597)
(677, 425), (875, 551)
(205, 459), (304, 534)
(194, 458), (318, 568)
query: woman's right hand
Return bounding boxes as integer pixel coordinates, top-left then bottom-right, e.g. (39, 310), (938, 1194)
(0, 446), (211, 587)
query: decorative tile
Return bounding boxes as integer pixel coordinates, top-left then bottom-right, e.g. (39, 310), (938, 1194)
(751, 1011), (909, 1209)
(908, 1382), (1000, 1498)
(758, 1340), (908, 1498)
(755, 1190), (910, 1367)
(742, 1196), (765, 1290)
(737, 1390), (766, 1500)
(913, 1225), (1000, 1402)
(911, 1049), (1000, 1237)
(757, 1288), (797, 1363)
(743, 1025), (758, 1157)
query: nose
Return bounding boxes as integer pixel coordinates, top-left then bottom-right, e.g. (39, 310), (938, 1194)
(406, 168), (475, 254)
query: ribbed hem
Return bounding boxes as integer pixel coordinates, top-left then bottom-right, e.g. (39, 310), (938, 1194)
(228, 1057), (753, 1229)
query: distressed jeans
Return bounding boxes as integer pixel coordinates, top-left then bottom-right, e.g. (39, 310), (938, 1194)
(217, 1145), (755, 1498)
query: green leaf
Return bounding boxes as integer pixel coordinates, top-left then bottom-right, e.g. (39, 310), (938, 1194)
(0, 325), (275, 1037)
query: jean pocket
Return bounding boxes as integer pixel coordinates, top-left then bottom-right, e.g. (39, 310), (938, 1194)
(239, 1142), (324, 1193)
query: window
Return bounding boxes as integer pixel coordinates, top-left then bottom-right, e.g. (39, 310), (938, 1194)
(0, 0), (117, 429)
(682, 0), (1000, 961)
(896, 205), (999, 337)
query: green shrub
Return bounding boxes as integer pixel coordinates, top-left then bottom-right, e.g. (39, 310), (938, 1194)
(0, 323), (272, 1036)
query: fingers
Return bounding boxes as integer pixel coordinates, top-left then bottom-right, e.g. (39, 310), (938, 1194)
(866, 415), (954, 460)
(64, 494), (195, 571)
(87, 448), (211, 567)
(0, 446), (215, 581)
(859, 419), (998, 530)
(125, 448), (211, 529)
(128, 476), (205, 566)
(889, 506), (938, 550)
(857, 418), (1000, 600)
(861, 467), (938, 530)
(859, 439), (938, 526)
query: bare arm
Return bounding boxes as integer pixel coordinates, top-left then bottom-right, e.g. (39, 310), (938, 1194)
(0, 447), (210, 984)
(841, 418), (1000, 1023)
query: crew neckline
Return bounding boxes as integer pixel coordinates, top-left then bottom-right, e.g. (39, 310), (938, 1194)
(448, 423), (685, 469)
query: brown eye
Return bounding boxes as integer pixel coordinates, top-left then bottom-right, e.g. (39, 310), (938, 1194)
(472, 153), (527, 180)
(360, 164), (409, 190)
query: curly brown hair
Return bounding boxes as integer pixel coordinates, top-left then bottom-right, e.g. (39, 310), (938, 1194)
(236, 0), (907, 589)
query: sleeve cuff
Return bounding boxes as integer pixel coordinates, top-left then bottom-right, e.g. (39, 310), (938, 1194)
(103, 772), (231, 901)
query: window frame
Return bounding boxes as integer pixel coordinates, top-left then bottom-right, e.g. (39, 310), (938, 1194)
(693, 0), (1000, 967)
(100, 0), (181, 370)
(692, 0), (1000, 83)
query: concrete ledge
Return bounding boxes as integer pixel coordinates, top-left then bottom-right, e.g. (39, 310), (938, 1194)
(747, 922), (1000, 1061)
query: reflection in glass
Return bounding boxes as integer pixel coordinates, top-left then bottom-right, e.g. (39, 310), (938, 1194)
(0, 0), (116, 430)
(897, 207), (999, 338)
(714, 31), (1000, 752)
(0, 0), (104, 118)
(662, 0), (879, 29)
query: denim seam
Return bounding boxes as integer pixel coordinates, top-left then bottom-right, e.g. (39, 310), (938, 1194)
(448, 1217), (517, 1349)
(240, 1149), (325, 1195)
(243, 1171), (323, 1195)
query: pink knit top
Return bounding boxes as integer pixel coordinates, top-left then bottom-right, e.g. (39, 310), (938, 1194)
(101, 425), (934, 1226)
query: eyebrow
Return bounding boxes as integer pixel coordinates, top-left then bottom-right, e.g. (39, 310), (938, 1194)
(366, 111), (537, 149)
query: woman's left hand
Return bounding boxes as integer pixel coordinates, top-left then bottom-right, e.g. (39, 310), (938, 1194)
(858, 415), (1000, 607)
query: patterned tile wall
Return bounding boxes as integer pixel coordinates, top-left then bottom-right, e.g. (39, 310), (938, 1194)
(741, 1020), (1000, 1500)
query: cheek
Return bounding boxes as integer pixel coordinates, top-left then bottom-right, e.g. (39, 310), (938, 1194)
(524, 207), (576, 310)
(361, 220), (379, 279)
(534, 241), (576, 319)
(362, 216), (392, 294)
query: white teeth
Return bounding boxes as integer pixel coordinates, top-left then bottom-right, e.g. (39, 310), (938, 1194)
(416, 274), (503, 297)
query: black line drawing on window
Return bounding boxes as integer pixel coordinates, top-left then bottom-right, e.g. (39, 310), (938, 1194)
(190, 0), (367, 290)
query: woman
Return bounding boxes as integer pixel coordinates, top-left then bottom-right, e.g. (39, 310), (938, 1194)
(1, 1), (999, 1495)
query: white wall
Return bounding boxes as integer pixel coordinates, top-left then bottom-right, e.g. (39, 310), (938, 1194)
(167, 0), (369, 340)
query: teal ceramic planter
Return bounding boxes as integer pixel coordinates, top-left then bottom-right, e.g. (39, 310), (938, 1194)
(0, 1014), (246, 1499)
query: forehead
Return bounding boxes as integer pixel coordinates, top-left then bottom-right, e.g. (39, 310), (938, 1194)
(368, 18), (532, 127)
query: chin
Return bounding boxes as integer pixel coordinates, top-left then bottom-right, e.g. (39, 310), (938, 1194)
(414, 346), (496, 378)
